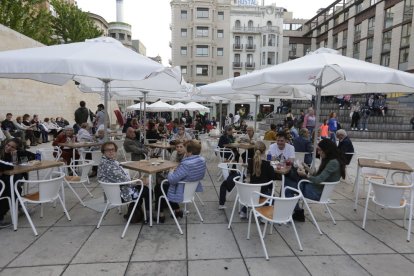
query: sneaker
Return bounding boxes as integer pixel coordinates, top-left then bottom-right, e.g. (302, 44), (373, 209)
(360, 128), (363, 131)
(239, 211), (247, 219)
(365, 128), (368, 131)
(351, 128), (354, 130)
(292, 209), (305, 222)
(218, 205), (227, 210)
(0, 220), (12, 228)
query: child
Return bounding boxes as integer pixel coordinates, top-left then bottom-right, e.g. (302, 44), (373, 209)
(319, 119), (329, 139)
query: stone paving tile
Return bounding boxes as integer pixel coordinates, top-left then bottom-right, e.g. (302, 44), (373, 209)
(352, 254), (414, 275)
(126, 260), (187, 276)
(403, 253), (414, 262)
(9, 226), (94, 267)
(63, 262), (128, 276)
(130, 224), (186, 262)
(245, 256), (310, 276)
(188, 258), (249, 276)
(71, 225), (141, 263)
(0, 265), (65, 276)
(196, 186), (220, 202)
(299, 255), (370, 276)
(187, 223), (242, 260)
(186, 201), (229, 224)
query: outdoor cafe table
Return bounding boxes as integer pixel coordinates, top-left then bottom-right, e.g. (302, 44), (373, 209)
(353, 158), (413, 210)
(145, 142), (175, 160)
(2, 160), (64, 230)
(224, 143), (256, 164)
(58, 142), (102, 161)
(121, 159), (178, 226)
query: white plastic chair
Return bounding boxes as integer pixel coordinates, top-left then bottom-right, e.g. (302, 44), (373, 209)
(14, 171), (70, 236)
(251, 187), (303, 259)
(97, 178), (146, 238)
(0, 180), (11, 221)
(62, 160), (94, 206)
(362, 179), (413, 241)
(157, 179), (203, 235)
(298, 179), (340, 234)
(227, 176), (274, 240)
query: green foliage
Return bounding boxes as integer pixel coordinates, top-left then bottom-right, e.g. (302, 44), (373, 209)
(256, 112), (264, 121)
(0, 0), (54, 45)
(50, 0), (102, 44)
(0, 0), (103, 45)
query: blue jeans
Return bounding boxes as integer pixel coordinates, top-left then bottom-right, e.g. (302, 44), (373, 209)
(284, 178), (322, 211)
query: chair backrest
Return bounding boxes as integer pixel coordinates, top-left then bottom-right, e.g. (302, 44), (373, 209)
(86, 150), (102, 165)
(369, 179), (412, 208)
(0, 180), (5, 197)
(17, 171), (65, 202)
(256, 187), (301, 222)
(98, 178), (143, 206)
(181, 181), (200, 203)
(214, 147), (234, 162)
(113, 139), (125, 151)
(319, 181), (341, 203)
(218, 162), (243, 181)
(391, 171), (413, 186)
(234, 176), (273, 207)
(39, 147), (62, 161)
(70, 160), (93, 181)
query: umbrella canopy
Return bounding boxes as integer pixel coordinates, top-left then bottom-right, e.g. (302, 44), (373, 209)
(183, 102), (210, 112)
(126, 102), (149, 111)
(172, 102), (187, 111)
(146, 101), (176, 112)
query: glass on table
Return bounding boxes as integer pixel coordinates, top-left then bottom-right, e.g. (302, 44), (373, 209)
(19, 156), (29, 165)
(11, 151), (18, 165)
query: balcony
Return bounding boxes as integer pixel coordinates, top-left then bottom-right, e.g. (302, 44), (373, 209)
(233, 26), (261, 34)
(245, 44), (256, 51)
(245, 62), (255, 69)
(233, 62), (243, 69)
(233, 44), (243, 51)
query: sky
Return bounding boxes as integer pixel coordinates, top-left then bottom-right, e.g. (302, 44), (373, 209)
(76, 0), (334, 66)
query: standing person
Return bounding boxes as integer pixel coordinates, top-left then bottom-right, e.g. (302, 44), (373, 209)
(328, 112), (338, 143)
(360, 106), (370, 131)
(336, 129), (355, 165)
(350, 101), (361, 130)
(95, 104), (106, 130)
(302, 108), (316, 135)
(319, 119), (329, 139)
(74, 101), (92, 133)
(181, 109), (192, 128)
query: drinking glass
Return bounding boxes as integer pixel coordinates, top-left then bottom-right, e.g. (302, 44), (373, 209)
(11, 151), (18, 165)
(20, 156), (29, 165)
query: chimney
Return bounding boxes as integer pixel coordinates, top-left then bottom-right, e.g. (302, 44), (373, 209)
(116, 0), (124, 22)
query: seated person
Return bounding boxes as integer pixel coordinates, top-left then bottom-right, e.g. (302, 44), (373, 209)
(336, 129), (354, 165)
(240, 126), (259, 163)
(98, 141), (150, 222)
(293, 128), (313, 166)
(1, 113), (21, 140)
(218, 126), (239, 162)
(22, 114), (37, 146)
(263, 124), (277, 141)
(239, 120), (248, 134)
(52, 126), (79, 164)
(286, 139), (345, 222)
(13, 116), (29, 147)
(146, 121), (161, 143)
(268, 131), (295, 162)
(171, 124), (192, 143)
(163, 140), (206, 219)
(124, 127), (148, 161)
(43, 117), (60, 138)
(76, 123), (94, 142)
(154, 139), (186, 222)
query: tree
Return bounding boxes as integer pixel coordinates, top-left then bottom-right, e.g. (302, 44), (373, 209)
(0, 0), (54, 45)
(50, 0), (103, 44)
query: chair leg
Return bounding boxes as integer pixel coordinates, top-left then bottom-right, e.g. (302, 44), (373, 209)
(57, 195), (71, 221)
(192, 200), (203, 222)
(97, 203), (110, 229)
(324, 204), (336, 225)
(81, 182), (94, 198)
(253, 211), (269, 260)
(165, 199), (183, 235)
(64, 180), (86, 206)
(302, 199), (323, 235)
(247, 208), (252, 240)
(227, 196), (238, 229)
(157, 196), (164, 224)
(17, 199), (38, 236)
(122, 200), (139, 238)
(195, 192), (205, 206)
(362, 190), (371, 230)
(290, 220), (303, 251)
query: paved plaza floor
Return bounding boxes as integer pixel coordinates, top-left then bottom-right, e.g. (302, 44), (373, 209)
(1, 140), (414, 275)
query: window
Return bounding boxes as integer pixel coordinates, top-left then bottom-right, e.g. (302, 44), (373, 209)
(303, 44), (311, 55)
(289, 43), (297, 57)
(366, 37), (373, 58)
(344, 9), (349, 20)
(381, 53), (390, 66)
(401, 24), (411, 47)
(235, 20), (241, 29)
(399, 48), (410, 70)
(268, 34), (276, 46)
(197, 7), (209, 18)
(404, 0), (414, 21)
(217, 30), (224, 38)
(196, 45), (209, 57)
(334, 16), (339, 26)
(370, 0), (378, 6)
(181, 28), (187, 37)
(342, 47), (347, 56)
(217, 48), (223, 56)
(196, 26), (209, 37)
(262, 35), (266, 46)
(354, 23), (361, 40)
(218, 11), (224, 20)
(127, 35), (131, 41)
(234, 53), (241, 63)
(356, 2), (363, 13)
(353, 42), (360, 59)
(119, 33), (125, 40)
(267, 52), (275, 65)
(382, 30), (392, 52)
(196, 65), (208, 76)
(181, 66), (187, 75)
(365, 57), (372, 62)
(262, 52), (266, 65)
(217, 66), (223, 75)
(368, 17), (375, 36)
(342, 29), (348, 46)
(181, 10), (187, 19)
(283, 23), (291, 30)
(384, 6), (394, 29)
(333, 34), (338, 49)
(180, 47), (187, 55)
(248, 20), (254, 29)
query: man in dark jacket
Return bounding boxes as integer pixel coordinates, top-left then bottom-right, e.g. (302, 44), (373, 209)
(123, 127), (148, 161)
(74, 101), (93, 133)
(336, 129), (355, 165)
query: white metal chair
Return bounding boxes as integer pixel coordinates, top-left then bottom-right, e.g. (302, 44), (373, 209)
(227, 176), (274, 239)
(215, 148), (235, 181)
(81, 149), (102, 165)
(353, 161), (386, 193)
(157, 179), (203, 235)
(251, 187), (304, 259)
(0, 180), (11, 222)
(217, 162), (244, 206)
(97, 179), (146, 238)
(38, 146), (62, 161)
(298, 179), (340, 234)
(62, 160), (94, 206)
(362, 179), (413, 241)
(14, 171), (70, 236)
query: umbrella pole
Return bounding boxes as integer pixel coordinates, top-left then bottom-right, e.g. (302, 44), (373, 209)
(143, 91), (148, 144)
(103, 79), (110, 142)
(219, 100), (223, 131)
(254, 94), (259, 132)
(312, 79), (322, 169)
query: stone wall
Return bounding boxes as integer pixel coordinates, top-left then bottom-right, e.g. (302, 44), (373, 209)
(0, 24), (117, 125)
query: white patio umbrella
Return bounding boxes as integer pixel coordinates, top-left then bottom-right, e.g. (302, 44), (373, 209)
(126, 102), (149, 111)
(172, 102), (187, 111)
(146, 101), (176, 112)
(0, 37), (182, 138)
(232, 48), (414, 162)
(183, 102), (210, 112)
